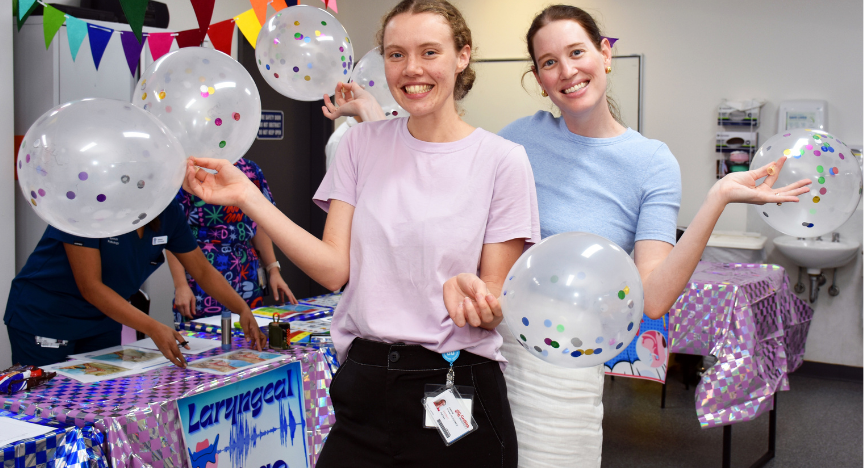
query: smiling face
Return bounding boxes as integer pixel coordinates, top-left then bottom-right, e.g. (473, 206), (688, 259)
(382, 12), (470, 119)
(532, 20), (611, 120)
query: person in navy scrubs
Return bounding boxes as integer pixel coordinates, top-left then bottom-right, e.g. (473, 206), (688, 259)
(4, 200), (267, 368)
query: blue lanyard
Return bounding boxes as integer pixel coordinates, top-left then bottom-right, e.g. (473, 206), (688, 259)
(442, 351), (460, 388)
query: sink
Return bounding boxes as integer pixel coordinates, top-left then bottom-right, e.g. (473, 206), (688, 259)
(772, 236), (861, 274)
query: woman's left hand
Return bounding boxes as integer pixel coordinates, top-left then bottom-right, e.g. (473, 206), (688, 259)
(269, 271), (298, 305)
(238, 310), (267, 351)
(715, 156), (811, 205)
(443, 273), (502, 330)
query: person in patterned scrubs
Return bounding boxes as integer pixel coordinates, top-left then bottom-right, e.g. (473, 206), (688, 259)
(167, 158), (297, 320)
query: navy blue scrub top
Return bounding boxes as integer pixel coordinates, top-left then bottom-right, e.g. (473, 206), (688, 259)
(4, 200), (198, 341)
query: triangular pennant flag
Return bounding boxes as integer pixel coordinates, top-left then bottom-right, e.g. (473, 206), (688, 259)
(87, 23), (113, 70)
(250, 0), (268, 25)
(17, 0), (39, 31)
(271, 0), (288, 12)
(65, 15), (88, 61)
(190, 0), (215, 37)
(120, 31), (146, 75)
(176, 28), (205, 48)
(147, 32), (174, 61)
(17, 0), (35, 21)
(234, 9), (262, 48)
(118, 0), (148, 43)
(207, 19), (235, 56)
(321, 0), (337, 14)
(603, 36), (619, 48)
(42, 5), (67, 49)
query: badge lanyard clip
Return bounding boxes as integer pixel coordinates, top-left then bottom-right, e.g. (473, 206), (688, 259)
(442, 350), (459, 388)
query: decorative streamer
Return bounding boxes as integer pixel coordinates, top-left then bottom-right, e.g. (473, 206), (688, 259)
(207, 19), (235, 56)
(86, 23), (113, 69)
(65, 15), (88, 61)
(234, 9), (261, 49)
(190, 0), (216, 37)
(118, 0), (149, 42)
(250, 0), (268, 25)
(42, 4), (66, 49)
(147, 32), (175, 60)
(176, 28), (205, 48)
(120, 30), (146, 75)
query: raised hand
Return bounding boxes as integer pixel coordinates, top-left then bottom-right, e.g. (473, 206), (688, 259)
(183, 158), (259, 208)
(716, 156), (811, 205)
(321, 82), (386, 122)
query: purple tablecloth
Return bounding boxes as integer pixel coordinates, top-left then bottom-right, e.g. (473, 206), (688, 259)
(669, 262), (813, 428)
(0, 337), (336, 468)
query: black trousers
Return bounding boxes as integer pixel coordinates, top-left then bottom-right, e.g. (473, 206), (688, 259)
(317, 338), (518, 467)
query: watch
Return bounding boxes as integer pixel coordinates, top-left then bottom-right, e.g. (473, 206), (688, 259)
(265, 261), (281, 272)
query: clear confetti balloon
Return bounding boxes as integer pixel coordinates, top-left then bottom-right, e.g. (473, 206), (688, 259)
(255, 5), (354, 101)
(500, 232), (644, 368)
(350, 48), (407, 118)
(16, 98), (186, 238)
(132, 47), (261, 164)
(751, 129), (862, 238)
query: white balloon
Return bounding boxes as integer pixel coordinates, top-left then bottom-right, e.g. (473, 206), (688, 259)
(350, 48), (407, 118)
(17, 98), (187, 238)
(499, 232), (644, 368)
(255, 5), (354, 101)
(751, 129), (862, 237)
(133, 47), (261, 164)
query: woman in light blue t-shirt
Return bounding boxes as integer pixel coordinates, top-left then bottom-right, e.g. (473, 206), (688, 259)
(321, 6), (810, 467)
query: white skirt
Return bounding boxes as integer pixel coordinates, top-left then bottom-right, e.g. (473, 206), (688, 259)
(499, 322), (604, 468)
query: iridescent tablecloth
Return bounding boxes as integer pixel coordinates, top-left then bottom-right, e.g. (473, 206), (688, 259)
(669, 262), (813, 429)
(0, 338), (336, 468)
(0, 410), (107, 468)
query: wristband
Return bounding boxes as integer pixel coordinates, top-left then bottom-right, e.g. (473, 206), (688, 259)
(266, 261), (281, 272)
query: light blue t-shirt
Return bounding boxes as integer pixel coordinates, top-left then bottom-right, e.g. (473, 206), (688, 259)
(499, 111), (681, 254)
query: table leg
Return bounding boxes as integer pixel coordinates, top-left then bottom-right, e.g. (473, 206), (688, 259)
(720, 393), (778, 468)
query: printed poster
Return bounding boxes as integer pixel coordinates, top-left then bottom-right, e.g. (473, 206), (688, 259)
(604, 314), (669, 383)
(187, 350), (286, 376)
(177, 362), (309, 468)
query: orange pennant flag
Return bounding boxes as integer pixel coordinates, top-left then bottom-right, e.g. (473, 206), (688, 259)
(271, 0), (288, 12)
(250, 0), (268, 25)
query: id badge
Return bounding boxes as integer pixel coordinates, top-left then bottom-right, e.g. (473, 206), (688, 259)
(422, 384), (478, 445)
(424, 384), (474, 428)
(152, 236), (168, 245)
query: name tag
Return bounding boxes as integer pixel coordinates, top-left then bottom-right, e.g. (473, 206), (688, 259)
(152, 236), (168, 245)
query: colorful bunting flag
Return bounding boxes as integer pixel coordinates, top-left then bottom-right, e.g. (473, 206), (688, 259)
(271, 0), (288, 12)
(207, 19), (235, 56)
(17, 0), (39, 31)
(190, 0), (215, 37)
(65, 15), (88, 61)
(147, 32), (175, 61)
(321, 0), (337, 14)
(234, 9), (261, 48)
(118, 0), (149, 43)
(176, 28), (205, 48)
(250, 0), (268, 25)
(86, 23), (113, 69)
(120, 31), (146, 75)
(42, 4), (66, 49)
(603, 36), (619, 48)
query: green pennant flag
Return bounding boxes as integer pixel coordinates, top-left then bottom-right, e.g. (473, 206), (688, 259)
(118, 0), (148, 43)
(16, 0), (39, 31)
(43, 5), (67, 49)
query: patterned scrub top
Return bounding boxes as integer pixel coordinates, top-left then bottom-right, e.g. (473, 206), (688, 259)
(173, 158), (276, 318)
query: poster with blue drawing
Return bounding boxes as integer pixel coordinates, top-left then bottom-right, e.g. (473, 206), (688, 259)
(178, 361), (309, 468)
(604, 314), (669, 383)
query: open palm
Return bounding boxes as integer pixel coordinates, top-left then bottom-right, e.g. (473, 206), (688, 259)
(717, 156), (811, 205)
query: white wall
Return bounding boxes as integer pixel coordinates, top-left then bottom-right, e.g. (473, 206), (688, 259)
(331, 0), (864, 367)
(0, 0), (17, 368)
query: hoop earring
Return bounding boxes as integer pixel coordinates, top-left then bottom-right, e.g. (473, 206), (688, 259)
(605, 66), (612, 74)
(541, 89), (548, 97)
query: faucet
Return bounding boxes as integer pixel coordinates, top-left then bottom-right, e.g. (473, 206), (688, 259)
(832, 232), (841, 243)
(816, 236), (823, 241)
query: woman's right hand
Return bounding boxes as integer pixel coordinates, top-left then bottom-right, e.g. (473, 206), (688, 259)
(148, 323), (190, 368)
(184, 158), (261, 209)
(321, 82), (386, 122)
(174, 285), (196, 320)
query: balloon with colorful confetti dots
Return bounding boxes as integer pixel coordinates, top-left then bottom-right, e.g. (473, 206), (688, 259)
(17, 98), (186, 238)
(132, 47), (261, 164)
(255, 5), (354, 101)
(350, 48), (407, 119)
(500, 232), (644, 368)
(751, 129), (862, 237)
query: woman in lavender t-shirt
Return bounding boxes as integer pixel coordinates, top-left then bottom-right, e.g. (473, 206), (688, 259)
(182, 1), (538, 466)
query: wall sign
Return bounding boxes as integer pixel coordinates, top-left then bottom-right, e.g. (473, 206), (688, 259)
(258, 111), (284, 140)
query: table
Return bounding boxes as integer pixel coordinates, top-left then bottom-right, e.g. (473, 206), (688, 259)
(0, 337), (337, 468)
(0, 410), (107, 468)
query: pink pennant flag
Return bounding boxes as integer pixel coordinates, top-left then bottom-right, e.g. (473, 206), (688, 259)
(320, 0), (337, 13)
(147, 32), (174, 60)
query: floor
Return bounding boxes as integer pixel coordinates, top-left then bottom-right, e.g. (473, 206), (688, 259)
(601, 364), (863, 467)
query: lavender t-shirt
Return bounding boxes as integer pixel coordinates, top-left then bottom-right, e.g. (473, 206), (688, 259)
(314, 118), (540, 365)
